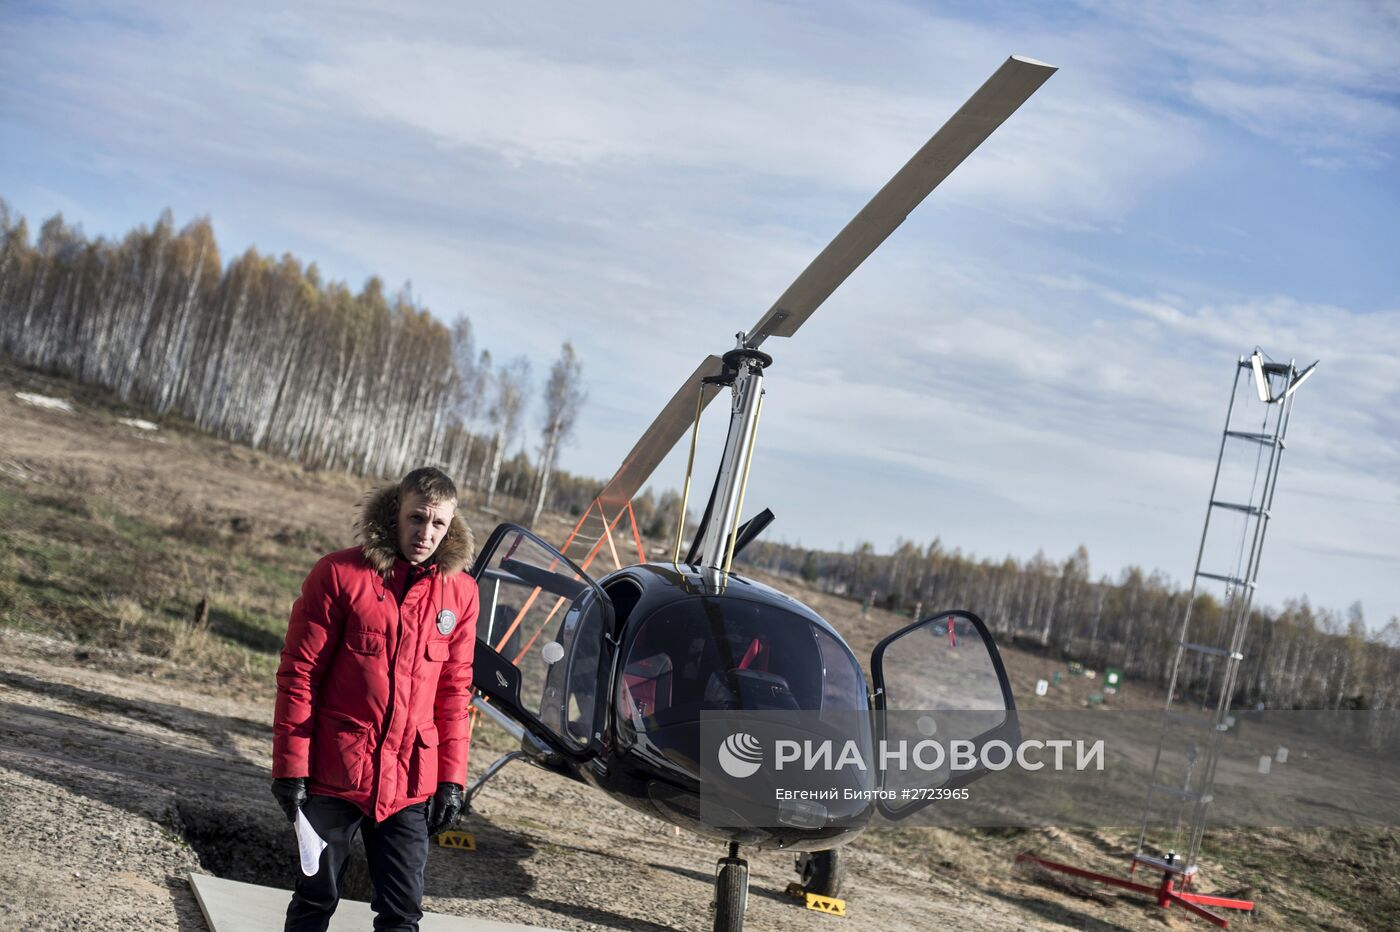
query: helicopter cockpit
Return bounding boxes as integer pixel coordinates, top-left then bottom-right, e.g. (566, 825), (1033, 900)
(468, 524), (1016, 839)
(617, 596), (866, 739)
(471, 523), (875, 765)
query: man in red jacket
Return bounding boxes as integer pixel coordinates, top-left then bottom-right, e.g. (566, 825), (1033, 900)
(271, 466), (479, 932)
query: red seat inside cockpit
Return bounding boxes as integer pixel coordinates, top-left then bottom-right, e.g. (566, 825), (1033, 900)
(622, 652), (673, 719)
(737, 637), (768, 672)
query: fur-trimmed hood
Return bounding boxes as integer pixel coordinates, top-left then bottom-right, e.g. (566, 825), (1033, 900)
(356, 483), (476, 576)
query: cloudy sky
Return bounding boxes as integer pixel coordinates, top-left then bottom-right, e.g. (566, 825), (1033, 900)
(3, 1), (1398, 627)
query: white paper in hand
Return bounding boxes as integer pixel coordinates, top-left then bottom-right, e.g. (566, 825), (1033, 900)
(295, 808), (327, 876)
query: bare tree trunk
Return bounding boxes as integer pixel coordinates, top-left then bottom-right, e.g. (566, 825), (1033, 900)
(485, 428), (507, 509)
(528, 426), (560, 527)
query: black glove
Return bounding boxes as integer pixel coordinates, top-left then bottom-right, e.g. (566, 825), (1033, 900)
(426, 782), (465, 836)
(271, 777), (308, 822)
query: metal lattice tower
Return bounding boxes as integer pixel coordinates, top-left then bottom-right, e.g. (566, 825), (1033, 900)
(1133, 350), (1317, 880)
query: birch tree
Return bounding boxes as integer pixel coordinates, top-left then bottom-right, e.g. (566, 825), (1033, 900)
(483, 356), (531, 510)
(446, 317), (489, 484)
(529, 341), (586, 527)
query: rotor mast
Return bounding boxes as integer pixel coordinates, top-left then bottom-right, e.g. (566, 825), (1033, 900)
(698, 335), (770, 582)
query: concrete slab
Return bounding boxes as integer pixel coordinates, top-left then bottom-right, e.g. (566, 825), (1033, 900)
(189, 874), (563, 932)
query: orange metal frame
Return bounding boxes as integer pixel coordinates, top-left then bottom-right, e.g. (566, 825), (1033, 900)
(490, 498), (647, 666)
(558, 498), (647, 576)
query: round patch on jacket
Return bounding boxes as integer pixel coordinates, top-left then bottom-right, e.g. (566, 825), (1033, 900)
(436, 609), (457, 635)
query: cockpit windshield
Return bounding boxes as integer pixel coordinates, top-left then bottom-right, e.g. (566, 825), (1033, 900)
(616, 596), (867, 734)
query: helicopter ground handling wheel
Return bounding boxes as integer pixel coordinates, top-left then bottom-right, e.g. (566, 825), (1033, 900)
(794, 849), (844, 898)
(713, 842), (750, 932)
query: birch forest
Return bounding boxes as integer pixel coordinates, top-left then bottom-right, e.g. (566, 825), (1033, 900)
(0, 205), (587, 509)
(737, 538), (1400, 716)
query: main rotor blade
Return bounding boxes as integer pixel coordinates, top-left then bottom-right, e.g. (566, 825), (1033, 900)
(594, 354), (727, 515)
(747, 55), (1056, 346)
(576, 56), (1055, 541)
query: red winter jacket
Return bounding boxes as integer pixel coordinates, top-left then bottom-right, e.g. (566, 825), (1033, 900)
(273, 486), (479, 822)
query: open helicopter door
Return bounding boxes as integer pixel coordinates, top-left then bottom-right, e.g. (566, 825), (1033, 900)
(870, 610), (1019, 820)
(470, 523), (614, 763)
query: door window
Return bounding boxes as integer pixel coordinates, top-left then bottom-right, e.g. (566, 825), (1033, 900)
(871, 610), (1017, 820)
(473, 524), (609, 753)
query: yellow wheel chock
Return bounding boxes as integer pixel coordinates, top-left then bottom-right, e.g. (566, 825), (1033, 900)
(784, 883), (846, 916)
(436, 831), (477, 850)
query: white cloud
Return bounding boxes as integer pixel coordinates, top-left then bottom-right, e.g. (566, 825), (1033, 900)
(308, 45), (914, 181)
(1089, 0), (1400, 166)
(298, 22), (1203, 230)
(1187, 78), (1397, 167)
(1092, 0), (1400, 87)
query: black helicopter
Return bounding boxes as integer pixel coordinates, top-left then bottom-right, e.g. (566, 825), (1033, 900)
(461, 56), (1056, 931)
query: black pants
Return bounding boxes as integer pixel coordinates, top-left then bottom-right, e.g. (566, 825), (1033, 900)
(285, 795), (430, 932)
